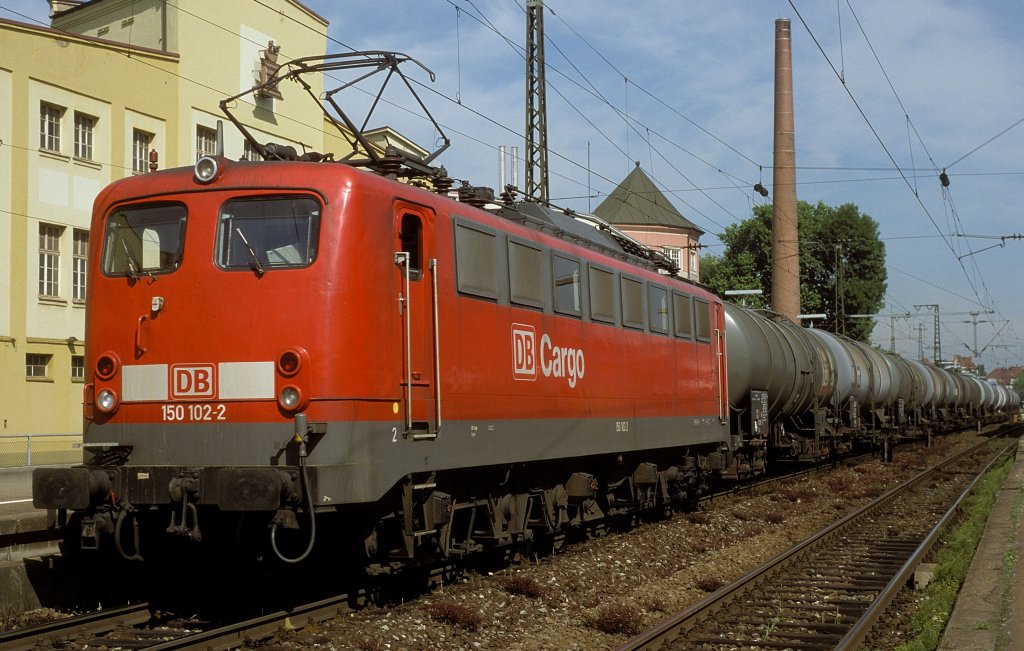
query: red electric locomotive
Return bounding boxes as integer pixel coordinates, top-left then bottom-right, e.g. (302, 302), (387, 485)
(33, 54), (739, 565)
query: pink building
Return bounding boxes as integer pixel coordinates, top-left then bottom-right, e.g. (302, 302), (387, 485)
(593, 163), (703, 281)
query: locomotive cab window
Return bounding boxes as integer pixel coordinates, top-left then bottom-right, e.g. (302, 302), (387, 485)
(216, 196), (320, 272)
(101, 203), (186, 277)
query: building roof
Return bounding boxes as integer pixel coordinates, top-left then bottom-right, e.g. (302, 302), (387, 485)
(593, 162), (703, 234)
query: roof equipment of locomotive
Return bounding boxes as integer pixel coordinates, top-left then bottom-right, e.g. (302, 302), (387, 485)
(220, 51), (450, 179)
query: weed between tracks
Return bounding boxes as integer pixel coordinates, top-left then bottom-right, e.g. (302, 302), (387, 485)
(879, 456), (1012, 651)
(425, 601), (485, 631)
(584, 602), (644, 636)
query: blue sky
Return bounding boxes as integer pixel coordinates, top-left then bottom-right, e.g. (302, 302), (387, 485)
(6, 1), (1024, 370)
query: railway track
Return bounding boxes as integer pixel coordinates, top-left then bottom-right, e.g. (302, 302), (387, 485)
(0, 603), (154, 651)
(0, 594), (358, 651)
(615, 431), (1020, 651)
(1, 430), (1011, 650)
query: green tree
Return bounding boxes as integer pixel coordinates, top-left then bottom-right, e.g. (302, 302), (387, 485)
(1013, 370), (1024, 400)
(700, 200), (887, 342)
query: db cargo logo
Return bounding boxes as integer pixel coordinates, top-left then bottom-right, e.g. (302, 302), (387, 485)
(170, 364), (217, 399)
(512, 324), (537, 381)
(511, 323), (586, 388)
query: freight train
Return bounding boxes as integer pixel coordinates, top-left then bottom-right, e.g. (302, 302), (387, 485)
(32, 53), (1019, 567)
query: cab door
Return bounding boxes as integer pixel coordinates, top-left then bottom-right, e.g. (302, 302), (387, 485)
(394, 203), (440, 438)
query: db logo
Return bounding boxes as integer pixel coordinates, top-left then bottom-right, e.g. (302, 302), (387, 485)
(512, 324), (537, 381)
(170, 364), (217, 399)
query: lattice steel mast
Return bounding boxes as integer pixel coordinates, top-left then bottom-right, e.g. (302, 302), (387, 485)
(525, 0), (549, 202)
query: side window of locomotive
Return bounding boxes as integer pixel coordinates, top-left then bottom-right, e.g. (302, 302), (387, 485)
(588, 265), (616, 324)
(673, 292), (694, 339)
(621, 276), (645, 330)
(216, 196), (320, 271)
(101, 203), (186, 277)
(400, 214), (423, 280)
(454, 222), (497, 299)
(649, 284), (670, 334)
(552, 254), (581, 316)
(508, 239), (544, 308)
(694, 298), (712, 342)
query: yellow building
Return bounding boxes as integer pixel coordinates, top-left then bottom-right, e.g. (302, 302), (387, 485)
(0, 0), (330, 437)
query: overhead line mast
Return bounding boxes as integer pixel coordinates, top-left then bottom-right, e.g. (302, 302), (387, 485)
(525, 0), (549, 203)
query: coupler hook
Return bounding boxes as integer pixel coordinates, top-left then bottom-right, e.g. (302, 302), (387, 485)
(167, 499), (202, 542)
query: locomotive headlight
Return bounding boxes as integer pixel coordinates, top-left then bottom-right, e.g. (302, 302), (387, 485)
(279, 385), (302, 411)
(194, 156), (220, 184)
(96, 389), (119, 413)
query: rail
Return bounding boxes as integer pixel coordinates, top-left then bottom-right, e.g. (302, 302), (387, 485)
(616, 431), (1020, 650)
(0, 593), (356, 651)
(0, 603), (152, 651)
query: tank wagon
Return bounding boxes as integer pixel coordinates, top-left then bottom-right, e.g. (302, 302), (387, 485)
(725, 303), (1020, 463)
(31, 52), (1019, 567)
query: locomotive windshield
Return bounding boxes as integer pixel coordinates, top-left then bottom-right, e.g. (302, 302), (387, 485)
(101, 203), (187, 278)
(216, 196), (321, 272)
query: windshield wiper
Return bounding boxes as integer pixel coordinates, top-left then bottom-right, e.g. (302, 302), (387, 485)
(121, 240), (141, 280)
(235, 227), (265, 277)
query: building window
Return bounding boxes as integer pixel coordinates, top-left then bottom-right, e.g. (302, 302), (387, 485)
(663, 246), (681, 268)
(74, 112), (96, 160)
(71, 355), (85, 381)
(689, 248), (698, 278)
(26, 354), (51, 379)
(73, 229), (88, 301)
(132, 129), (153, 174)
(40, 103), (63, 152)
(196, 125), (217, 160)
(242, 140), (261, 161)
(39, 223), (63, 297)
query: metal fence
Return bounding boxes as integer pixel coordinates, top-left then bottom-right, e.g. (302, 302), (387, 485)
(0, 434), (82, 468)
